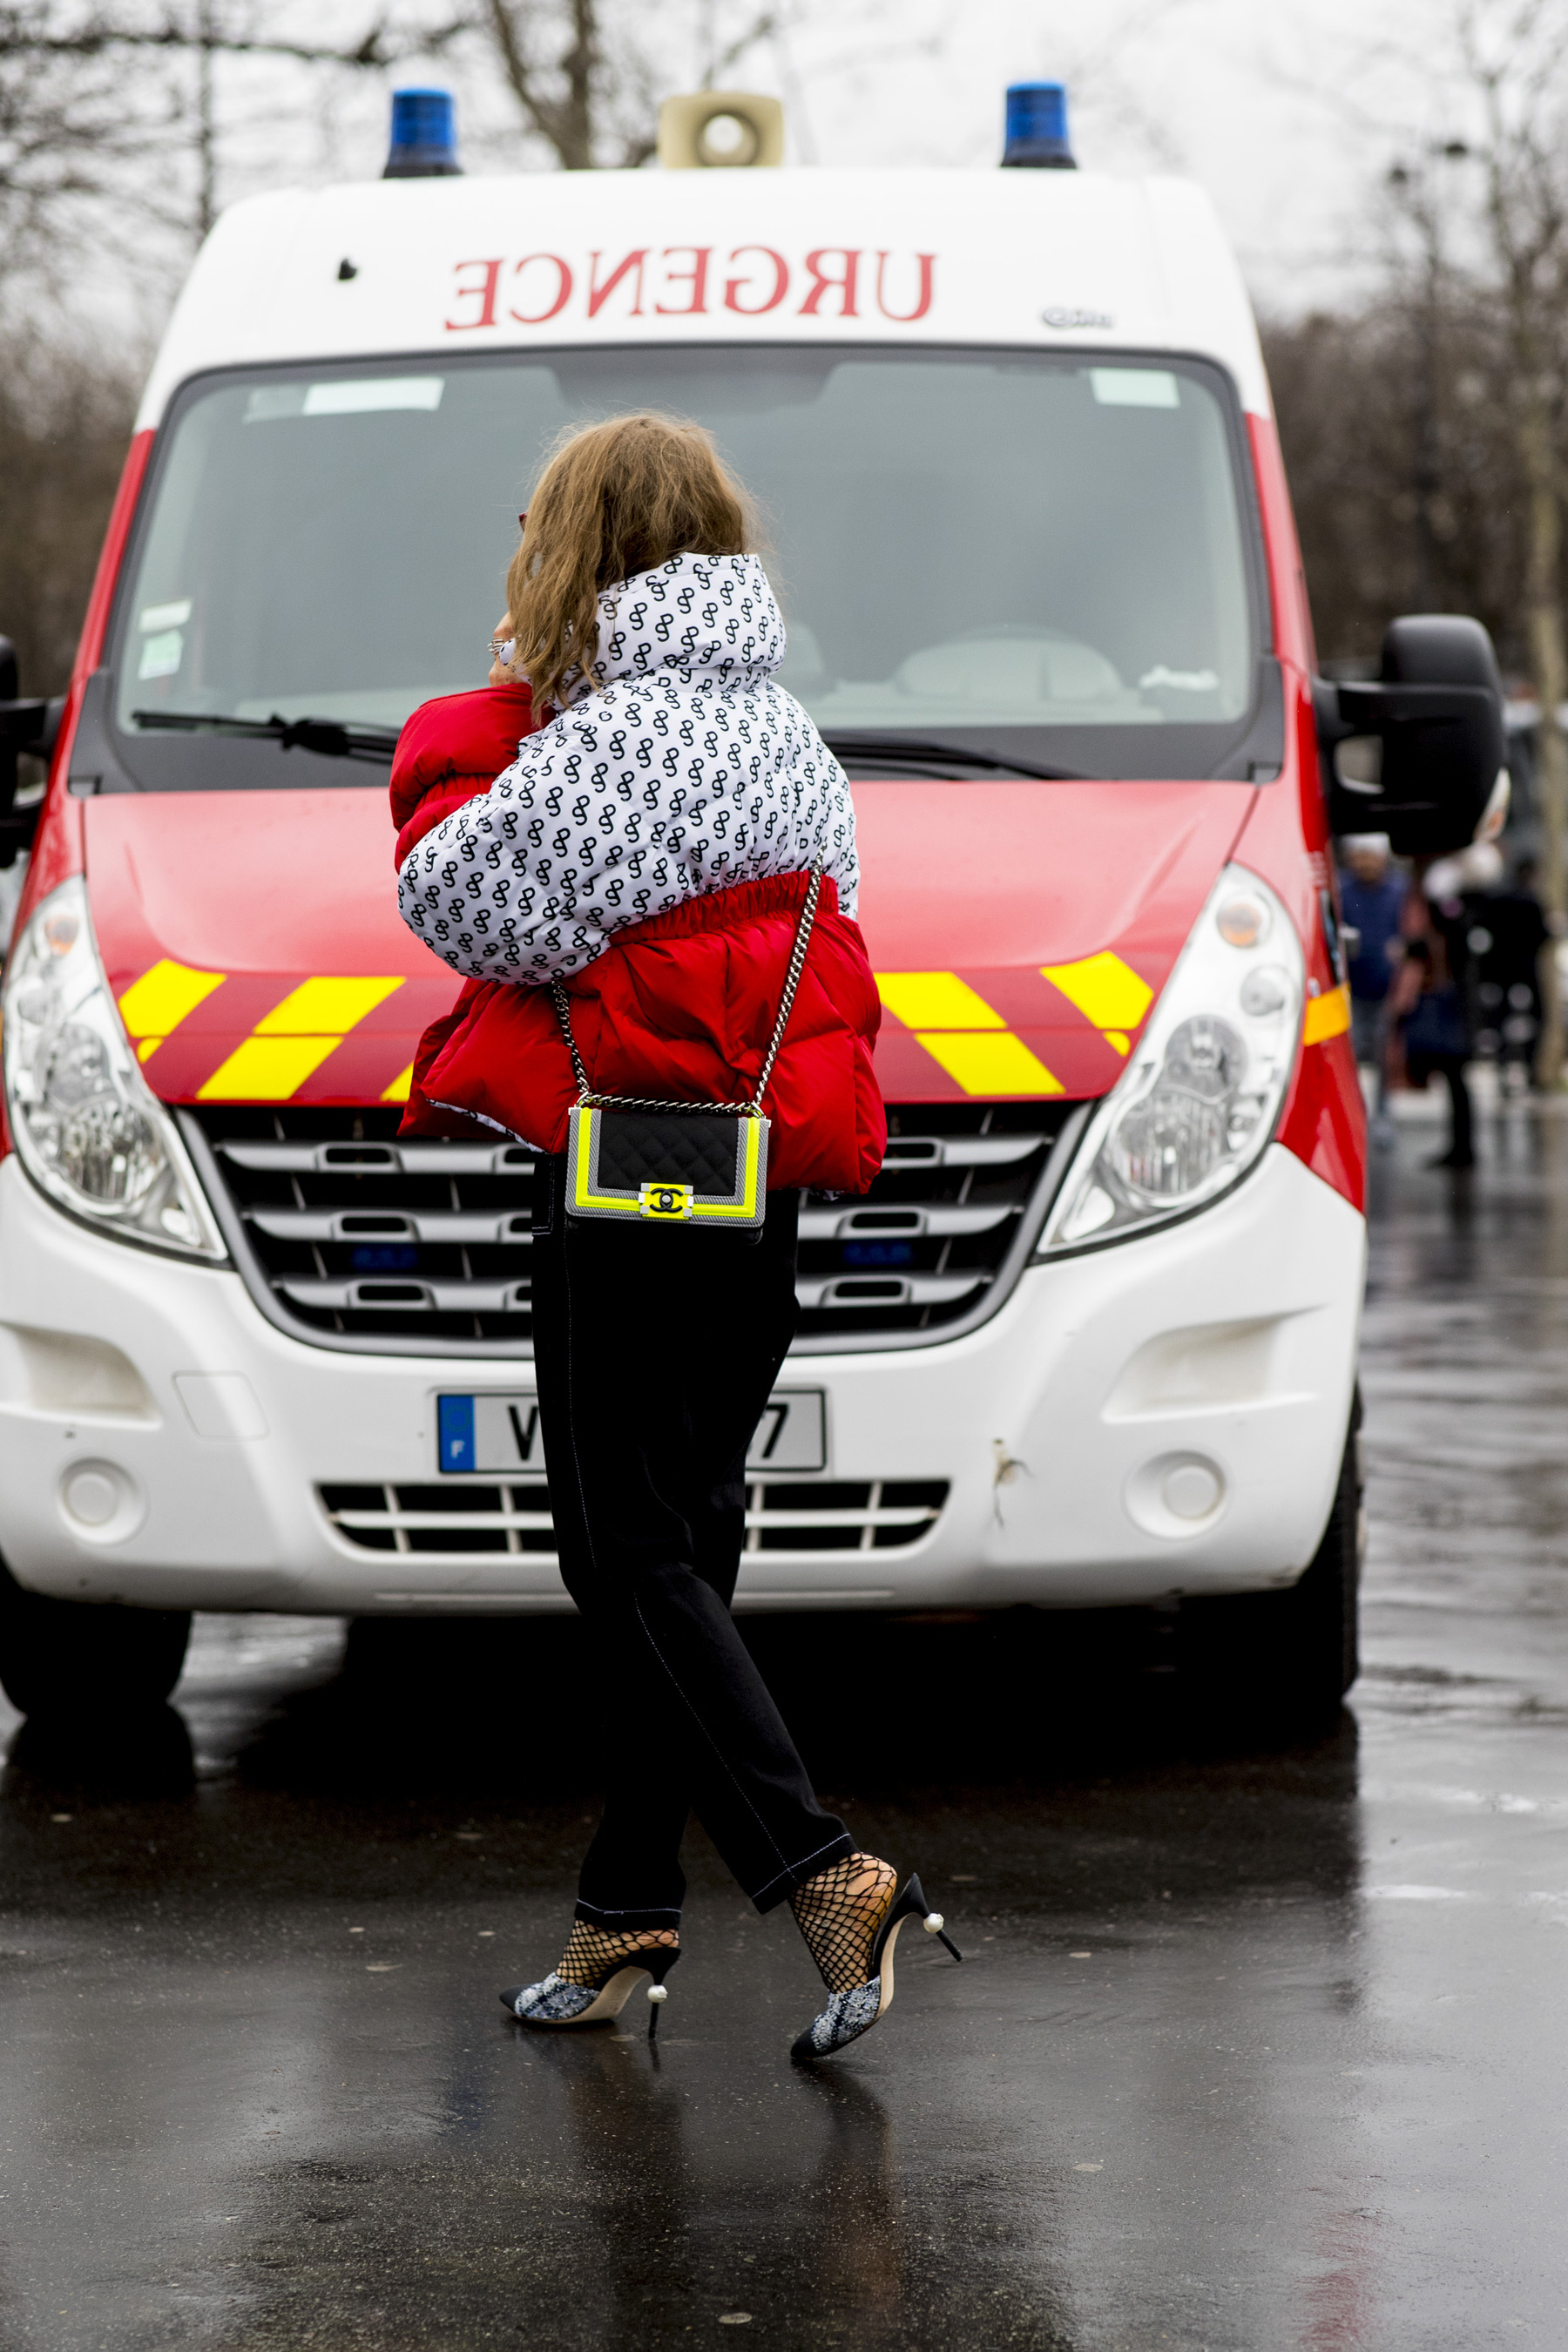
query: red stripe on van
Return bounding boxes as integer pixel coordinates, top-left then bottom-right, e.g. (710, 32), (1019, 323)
(23, 428), (157, 913)
(0, 430), (156, 1159)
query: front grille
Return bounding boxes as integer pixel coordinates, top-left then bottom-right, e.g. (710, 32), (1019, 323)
(182, 1106), (536, 1354)
(794, 1101), (1083, 1346)
(320, 1478), (949, 1558)
(185, 1096), (1085, 1358)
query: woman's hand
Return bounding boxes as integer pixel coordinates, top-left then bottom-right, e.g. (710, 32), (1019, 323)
(489, 613), (520, 686)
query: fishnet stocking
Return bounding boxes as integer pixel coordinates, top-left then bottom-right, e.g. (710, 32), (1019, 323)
(557, 1918), (679, 1988)
(790, 1852), (898, 1992)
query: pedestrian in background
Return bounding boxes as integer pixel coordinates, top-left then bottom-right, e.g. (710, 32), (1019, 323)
(1393, 846), (1501, 1171)
(1469, 857), (1548, 1094)
(1337, 833), (1405, 1149)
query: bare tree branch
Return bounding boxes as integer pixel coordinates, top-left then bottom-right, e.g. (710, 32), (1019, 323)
(482, 0), (601, 168)
(0, 10), (466, 70)
(703, 10), (776, 89)
(0, 1), (474, 274)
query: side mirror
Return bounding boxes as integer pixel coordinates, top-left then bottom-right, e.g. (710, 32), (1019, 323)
(1314, 615), (1507, 855)
(0, 635), (64, 870)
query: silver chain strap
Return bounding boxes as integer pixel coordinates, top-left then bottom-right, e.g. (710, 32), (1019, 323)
(550, 851), (827, 1118)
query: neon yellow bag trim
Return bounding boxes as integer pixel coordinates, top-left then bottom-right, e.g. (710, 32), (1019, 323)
(564, 1104), (767, 1227)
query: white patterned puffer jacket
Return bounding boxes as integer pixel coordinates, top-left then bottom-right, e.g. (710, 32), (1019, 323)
(396, 552), (857, 984)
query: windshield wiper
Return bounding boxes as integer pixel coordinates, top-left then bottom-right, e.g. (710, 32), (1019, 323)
(131, 709), (399, 765)
(821, 732), (1085, 781)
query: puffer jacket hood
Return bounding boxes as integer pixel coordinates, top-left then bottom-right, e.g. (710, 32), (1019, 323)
(388, 558), (883, 1192)
(397, 551), (858, 985)
(564, 546), (787, 699)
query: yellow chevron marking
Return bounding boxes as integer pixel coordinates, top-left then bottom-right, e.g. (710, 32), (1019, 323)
(197, 1037), (344, 1101)
(195, 975), (409, 1099)
(118, 957), (225, 1039)
(254, 976), (405, 1034)
(382, 1063), (414, 1105)
(876, 971), (1006, 1030)
(916, 1031), (1064, 1096)
(1041, 951), (1153, 1031)
(1303, 983), (1352, 1045)
(1103, 1031), (1131, 1056)
(136, 1037), (163, 1063)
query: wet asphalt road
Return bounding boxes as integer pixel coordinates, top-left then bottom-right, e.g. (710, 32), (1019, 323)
(3, 1106), (1568, 2350)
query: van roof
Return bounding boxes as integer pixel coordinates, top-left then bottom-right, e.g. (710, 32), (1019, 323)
(137, 166), (1271, 431)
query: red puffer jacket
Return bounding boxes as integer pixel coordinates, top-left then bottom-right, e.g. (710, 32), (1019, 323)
(389, 689), (885, 1193)
(389, 681), (540, 867)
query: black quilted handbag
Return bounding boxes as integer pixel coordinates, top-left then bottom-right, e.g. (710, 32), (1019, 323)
(551, 855), (824, 1232)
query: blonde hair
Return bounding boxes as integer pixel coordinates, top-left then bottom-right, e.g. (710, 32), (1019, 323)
(504, 413), (754, 713)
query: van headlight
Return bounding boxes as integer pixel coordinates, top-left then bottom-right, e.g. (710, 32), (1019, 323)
(2, 877), (226, 1260)
(1036, 866), (1304, 1255)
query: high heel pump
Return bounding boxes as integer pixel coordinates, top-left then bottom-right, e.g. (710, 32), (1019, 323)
(501, 1943), (681, 2038)
(791, 1871), (962, 2061)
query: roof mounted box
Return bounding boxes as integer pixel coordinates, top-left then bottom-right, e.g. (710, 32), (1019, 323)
(658, 91), (785, 169)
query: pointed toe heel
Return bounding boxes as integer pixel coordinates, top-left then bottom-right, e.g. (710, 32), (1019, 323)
(791, 1869), (963, 2062)
(500, 1943), (680, 2031)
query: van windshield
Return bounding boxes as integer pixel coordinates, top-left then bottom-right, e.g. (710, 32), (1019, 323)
(113, 347), (1261, 786)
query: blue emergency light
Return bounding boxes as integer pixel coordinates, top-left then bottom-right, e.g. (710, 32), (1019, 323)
(383, 87), (462, 179)
(1003, 82), (1076, 170)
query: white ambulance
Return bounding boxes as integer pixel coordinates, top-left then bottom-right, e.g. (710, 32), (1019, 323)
(0, 85), (1504, 1720)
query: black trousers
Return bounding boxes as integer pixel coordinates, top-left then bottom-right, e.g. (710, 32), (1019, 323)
(1407, 1052), (1475, 1163)
(530, 1155), (852, 1927)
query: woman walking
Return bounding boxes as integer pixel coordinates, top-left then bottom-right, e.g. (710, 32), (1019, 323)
(391, 413), (960, 2060)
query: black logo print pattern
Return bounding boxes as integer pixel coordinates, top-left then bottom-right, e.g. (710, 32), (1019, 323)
(397, 554), (859, 983)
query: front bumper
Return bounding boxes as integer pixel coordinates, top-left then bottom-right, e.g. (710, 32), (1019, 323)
(0, 1143), (1362, 1614)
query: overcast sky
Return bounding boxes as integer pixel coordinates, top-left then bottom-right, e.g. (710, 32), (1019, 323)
(780, 0), (1426, 310)
(106, 0), (1488, 325)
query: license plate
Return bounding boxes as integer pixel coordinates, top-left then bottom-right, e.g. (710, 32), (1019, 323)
(435, 1388), (827, 1475)
(747, 1389), (826, 1471)
(437, 1392), (544, 1475)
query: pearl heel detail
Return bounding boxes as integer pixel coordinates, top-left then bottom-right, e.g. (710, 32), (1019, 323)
(922, 1908), (963, 1961)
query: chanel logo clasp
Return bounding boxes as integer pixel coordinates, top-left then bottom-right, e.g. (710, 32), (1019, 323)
(639, 1181), (694, 1221)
